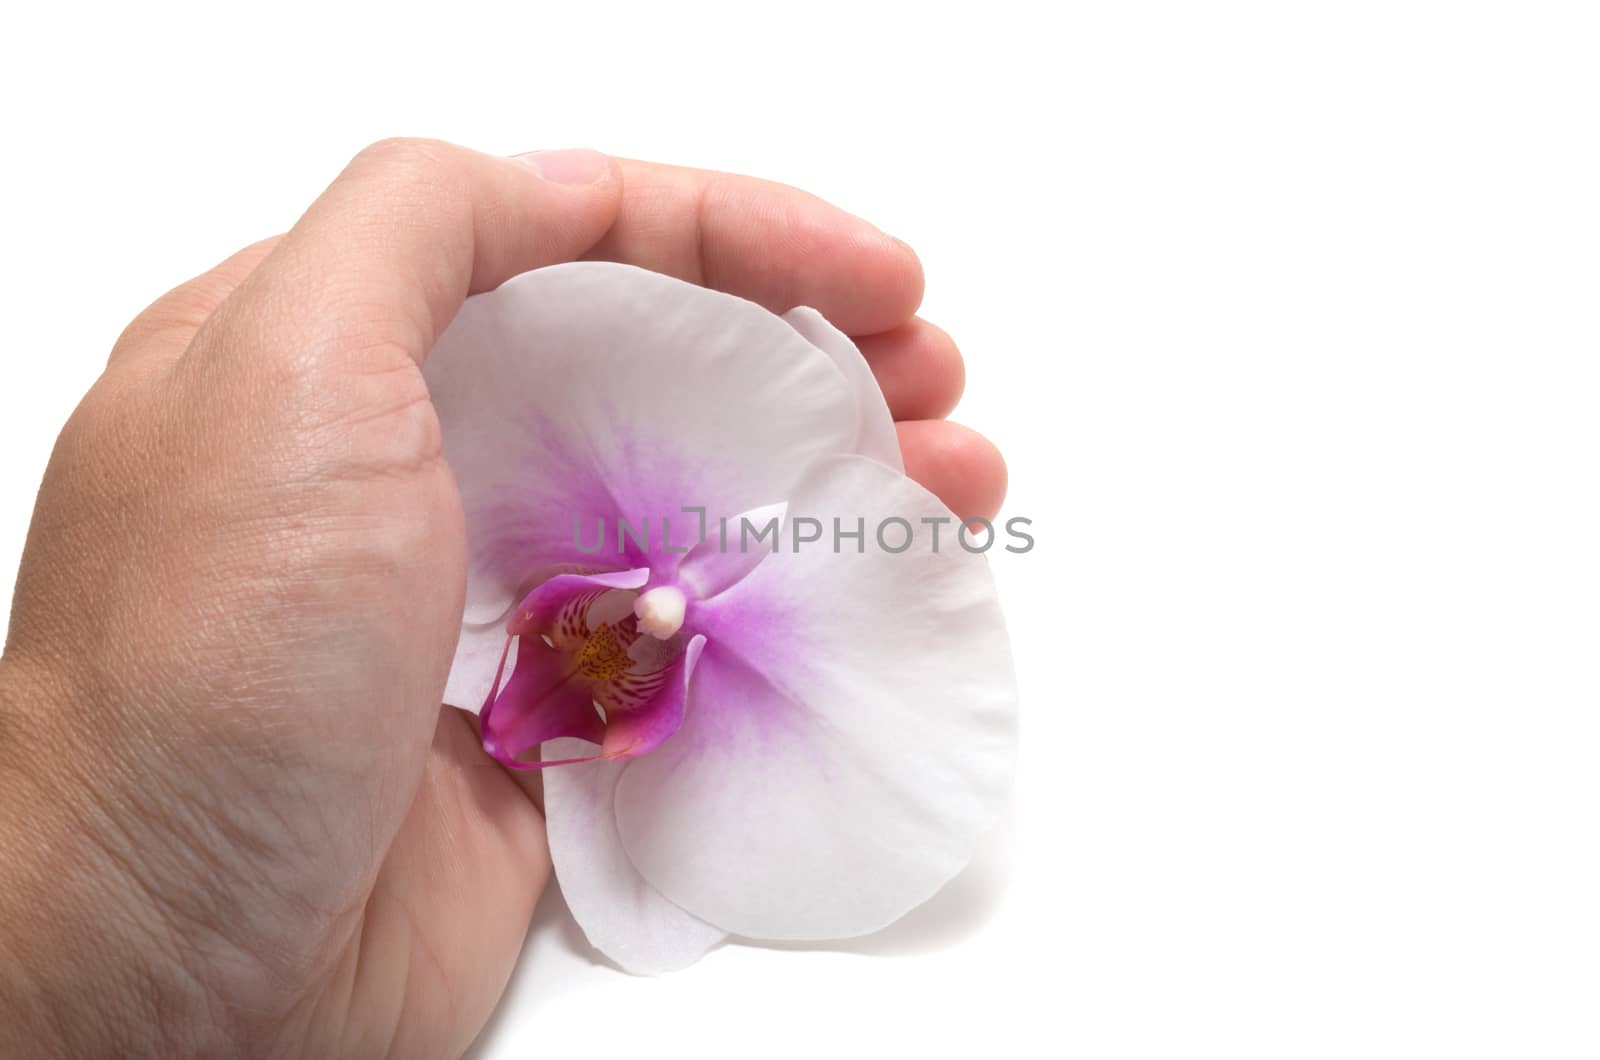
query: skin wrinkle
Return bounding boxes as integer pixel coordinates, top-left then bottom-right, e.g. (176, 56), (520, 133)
(31, 358), (428, 986)
(372, 881), (448, 1057)
(342, 711), (534, 1059)
(108, 237), (282, 367)
(210, 262), (425, 388)
(690, 170), (716, 290)
(10, 301), (444, 1005)
(53, 696), (347, 1023)
(857, 319), (967, 419)
(0, 727), (236, 1054)
(339, 888), (411, 1059)
(584, 165), (702, 282)
(307, 914), (369, 1060)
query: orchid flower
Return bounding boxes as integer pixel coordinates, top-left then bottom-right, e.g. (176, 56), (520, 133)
(425, 262), (1017, 975)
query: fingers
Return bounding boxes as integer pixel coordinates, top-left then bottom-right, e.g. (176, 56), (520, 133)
(127, 148), (932, 390)
(460, 709), (546, 813)
(858, 318), (966, 421)
(352, 707), (550, 1058)
(106, 142), (996, 524)
(587, 158), (924, 336)
(108, 236), (282, 367)
(897, 420), (1008, 523)
(198, 140), (623, 369)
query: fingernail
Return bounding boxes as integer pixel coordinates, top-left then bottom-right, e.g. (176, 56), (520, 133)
(514, 148), (610, 185)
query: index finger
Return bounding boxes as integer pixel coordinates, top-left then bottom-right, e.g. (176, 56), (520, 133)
(587, 158), (926, 337)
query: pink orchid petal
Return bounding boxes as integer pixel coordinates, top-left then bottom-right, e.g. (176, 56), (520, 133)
(612, 455), (1018, 940)
(505, 567), (650, 639)
(543, 738), (726, 975)
(494, 632), (705, 771)
(445, 568), (649, 713)
(480, 565), (704, 770)
(599, 634), (705, 761)
(782, 306), (904, 473)
(480, 636), (604, 769)
(674, 501), (785, 600)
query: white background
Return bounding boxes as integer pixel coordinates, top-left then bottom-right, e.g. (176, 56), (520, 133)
(3, 2), (1597, 1057)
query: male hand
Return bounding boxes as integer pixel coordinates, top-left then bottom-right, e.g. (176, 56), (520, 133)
(0, 140), (1004, 1057)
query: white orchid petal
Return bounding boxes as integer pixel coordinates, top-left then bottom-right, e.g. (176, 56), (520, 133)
(441, 624), (512, 714)
(543, 738), (727, 975)
(782, 306), (904, 472)
(613, 455), (1018, 940)
(424, 262), (861, 624)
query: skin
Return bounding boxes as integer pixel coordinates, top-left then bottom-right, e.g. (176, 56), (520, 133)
(0, 141), (1006, 1058)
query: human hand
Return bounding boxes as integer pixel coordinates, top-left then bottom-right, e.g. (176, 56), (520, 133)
(0, 140), (1005, 1057)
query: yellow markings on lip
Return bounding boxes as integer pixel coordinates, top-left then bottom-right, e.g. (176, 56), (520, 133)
(575, 622), (634, 682)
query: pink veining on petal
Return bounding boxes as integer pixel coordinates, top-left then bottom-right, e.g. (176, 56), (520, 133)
(506, 567), (651, 639)
(600, 634), (705, 761)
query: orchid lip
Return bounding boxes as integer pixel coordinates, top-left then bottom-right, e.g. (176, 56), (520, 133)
(479, 569), (701, 772)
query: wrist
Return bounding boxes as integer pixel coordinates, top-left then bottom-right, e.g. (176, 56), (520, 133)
(0, 657), (230, 1057)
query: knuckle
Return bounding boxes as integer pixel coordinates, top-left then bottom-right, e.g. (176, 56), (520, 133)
(352, 137), (462, 188)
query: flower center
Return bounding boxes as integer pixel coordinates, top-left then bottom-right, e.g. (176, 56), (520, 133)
(574, 621), (635, 681)
(633, 585), (687, 640)
(478, 571), (706, 771)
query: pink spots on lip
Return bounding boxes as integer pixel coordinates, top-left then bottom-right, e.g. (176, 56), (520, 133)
(482, 568), (700, 771)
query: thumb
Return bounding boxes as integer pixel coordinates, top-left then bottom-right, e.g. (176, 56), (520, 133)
(342, 707), (553, 1058)
(194, 138), (622, 371)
